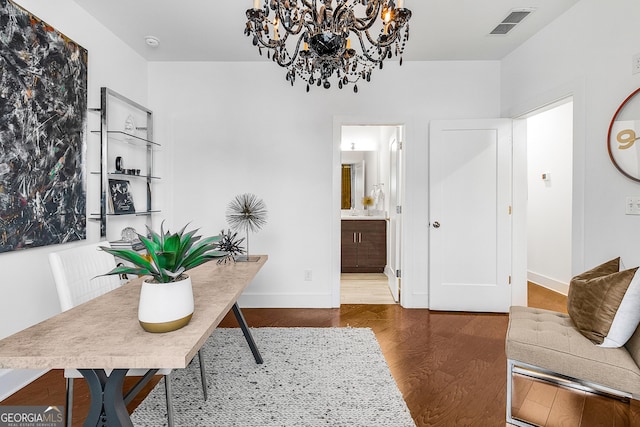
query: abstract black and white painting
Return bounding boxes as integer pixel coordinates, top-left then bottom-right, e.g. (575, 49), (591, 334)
(0, 0), (88, 253)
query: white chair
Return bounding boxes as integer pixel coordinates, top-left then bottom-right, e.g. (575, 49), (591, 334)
(49, 241), (208, 427)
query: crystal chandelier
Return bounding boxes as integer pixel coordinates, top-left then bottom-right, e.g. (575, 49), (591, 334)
(245, 0), (412, 93)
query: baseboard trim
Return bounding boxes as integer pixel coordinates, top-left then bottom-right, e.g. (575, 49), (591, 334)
(237, 293), (334, 308)
(0, 369), (49, 402)
(527, 271), (569, 295)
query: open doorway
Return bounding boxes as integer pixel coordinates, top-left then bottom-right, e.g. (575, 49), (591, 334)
(339, 124), (403, 304)
(525, 98), (574, 295)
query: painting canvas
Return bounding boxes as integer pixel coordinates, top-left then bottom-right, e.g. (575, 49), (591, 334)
(0, 0), (88, 252)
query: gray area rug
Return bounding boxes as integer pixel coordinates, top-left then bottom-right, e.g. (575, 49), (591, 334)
(131, 327), (415, 426)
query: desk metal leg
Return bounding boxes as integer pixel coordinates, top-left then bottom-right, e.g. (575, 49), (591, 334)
(232, 303), (263, 364)
(79, 369), (132, 427)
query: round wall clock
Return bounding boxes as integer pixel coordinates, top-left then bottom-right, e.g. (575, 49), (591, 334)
(608, 88), (640, 182)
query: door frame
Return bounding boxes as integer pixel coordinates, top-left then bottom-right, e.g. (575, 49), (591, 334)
(332, 116), (412, 307)
(504, 80), (586, 283)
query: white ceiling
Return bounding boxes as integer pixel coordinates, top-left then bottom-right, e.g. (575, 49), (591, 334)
(70, 0), (580, 62)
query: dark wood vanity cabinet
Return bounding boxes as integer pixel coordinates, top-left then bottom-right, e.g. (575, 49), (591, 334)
(341, 220), (387, 273)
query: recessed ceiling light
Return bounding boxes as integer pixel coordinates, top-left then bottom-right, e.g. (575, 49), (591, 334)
(144, 36), (160, 48)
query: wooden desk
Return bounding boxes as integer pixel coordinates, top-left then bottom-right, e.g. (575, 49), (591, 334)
(0, 256), (267, 426)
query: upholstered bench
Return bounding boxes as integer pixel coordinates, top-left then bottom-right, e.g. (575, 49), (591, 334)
(505, 306), (640, 426)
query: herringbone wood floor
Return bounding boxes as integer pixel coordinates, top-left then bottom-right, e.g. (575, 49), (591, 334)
(2, 283), (639, 426)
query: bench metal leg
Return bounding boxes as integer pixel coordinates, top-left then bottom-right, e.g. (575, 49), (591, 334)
(232, 303), (263, 364)
(506, 359), (536, 427)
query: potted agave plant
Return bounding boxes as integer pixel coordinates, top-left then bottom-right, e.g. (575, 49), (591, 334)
(100, 222), (226, 333)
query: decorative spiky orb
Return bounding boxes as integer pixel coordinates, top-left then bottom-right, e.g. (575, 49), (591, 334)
(216, 229), (245, 264)
(225, 193), (268, 233)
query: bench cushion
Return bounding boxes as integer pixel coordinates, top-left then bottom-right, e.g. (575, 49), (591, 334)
(506, 306), (640, 396)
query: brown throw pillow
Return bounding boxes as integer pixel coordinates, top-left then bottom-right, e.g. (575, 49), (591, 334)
(567, 257), (639, 344)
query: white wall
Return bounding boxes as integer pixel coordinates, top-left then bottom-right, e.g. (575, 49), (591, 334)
(502, 0), (640, 274)
(0, 0), (149, 399)
(527, 102), (573, 293)
(147, 60), (501, 308)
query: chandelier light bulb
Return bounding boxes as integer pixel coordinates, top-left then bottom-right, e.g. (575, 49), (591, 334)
(245, 0), (412, 93)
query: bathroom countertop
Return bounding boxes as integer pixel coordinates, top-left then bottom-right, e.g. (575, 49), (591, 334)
(341, 215), (387, 220)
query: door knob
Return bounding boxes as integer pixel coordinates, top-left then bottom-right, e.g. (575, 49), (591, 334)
(432, 221), (440, 228)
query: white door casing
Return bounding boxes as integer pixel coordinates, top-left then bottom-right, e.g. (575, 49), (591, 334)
(429, 119), (512, 312)
(387, 135), (402, 302)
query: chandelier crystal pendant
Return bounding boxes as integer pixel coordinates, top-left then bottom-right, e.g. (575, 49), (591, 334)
(245, 0), (412, 93)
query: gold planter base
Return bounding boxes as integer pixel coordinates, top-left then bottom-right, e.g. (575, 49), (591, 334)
(139, 313), (193, 333)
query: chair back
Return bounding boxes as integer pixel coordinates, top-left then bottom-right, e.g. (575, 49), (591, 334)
(49, 241), (122, 311)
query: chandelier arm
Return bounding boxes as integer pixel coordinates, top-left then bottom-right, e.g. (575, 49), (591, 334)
(249, 27), (283, 50)
(301, 0), (314, 9)
(273, 5), (307, 36)
(361, 26), (402, 50)
(350, 3), (382, 31)
(273, 35), (304, 68)
(333, 3), (357, 34)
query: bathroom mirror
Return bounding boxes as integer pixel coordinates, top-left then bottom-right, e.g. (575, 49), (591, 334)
(341, 160), (365, 209)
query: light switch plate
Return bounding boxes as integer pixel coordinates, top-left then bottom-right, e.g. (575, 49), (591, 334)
(633, 52), (640, 75)
(626, 197), (640, 215)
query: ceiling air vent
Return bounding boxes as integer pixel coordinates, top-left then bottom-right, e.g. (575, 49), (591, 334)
(490, 9), (534, 35)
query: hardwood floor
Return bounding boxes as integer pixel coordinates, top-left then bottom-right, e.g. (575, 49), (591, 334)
(2, 283), (639, 426)
(527, 282), (568, 314)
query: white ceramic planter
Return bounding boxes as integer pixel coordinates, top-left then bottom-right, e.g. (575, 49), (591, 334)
(138, 275), (194, 333)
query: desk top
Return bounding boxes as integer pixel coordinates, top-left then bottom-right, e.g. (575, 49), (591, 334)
(0, 256), (267, 370)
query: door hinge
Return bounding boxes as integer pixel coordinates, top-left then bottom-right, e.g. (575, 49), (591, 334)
(508, 275), (512, 285)
(396, 205), (402, 214)
(396, 269), (401, 278)
(508, 205), (512, 215)
(398, 141), (403, 150)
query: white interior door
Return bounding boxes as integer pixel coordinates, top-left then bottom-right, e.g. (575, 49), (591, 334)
(429, 119), (512, 312)
(387, 136), (402, 302)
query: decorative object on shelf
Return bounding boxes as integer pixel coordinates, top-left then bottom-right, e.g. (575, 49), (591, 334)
(608, 88), (640, 182)
(372, 183), (385, 211)
(124, 114), (136, 134)
(110, 239), (144, 252)
(362, 195), (374, 215)
(226, 193), (268, 262)
(121, 226), (138, 242)
(244, 0), (412, 93)
(99, 222), (226, 332)
(115, 156), (123, 172)
(216, 229), (246, 264)
(108, 179), (136, 214)
(0, 0), (88, 253)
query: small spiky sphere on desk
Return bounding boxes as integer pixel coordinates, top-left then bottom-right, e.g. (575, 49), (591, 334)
(216, 229), (246, 264)
(225, 193), (267, 261)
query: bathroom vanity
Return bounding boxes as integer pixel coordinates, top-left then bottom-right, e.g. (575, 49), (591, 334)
(341, 216), (387, 273)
